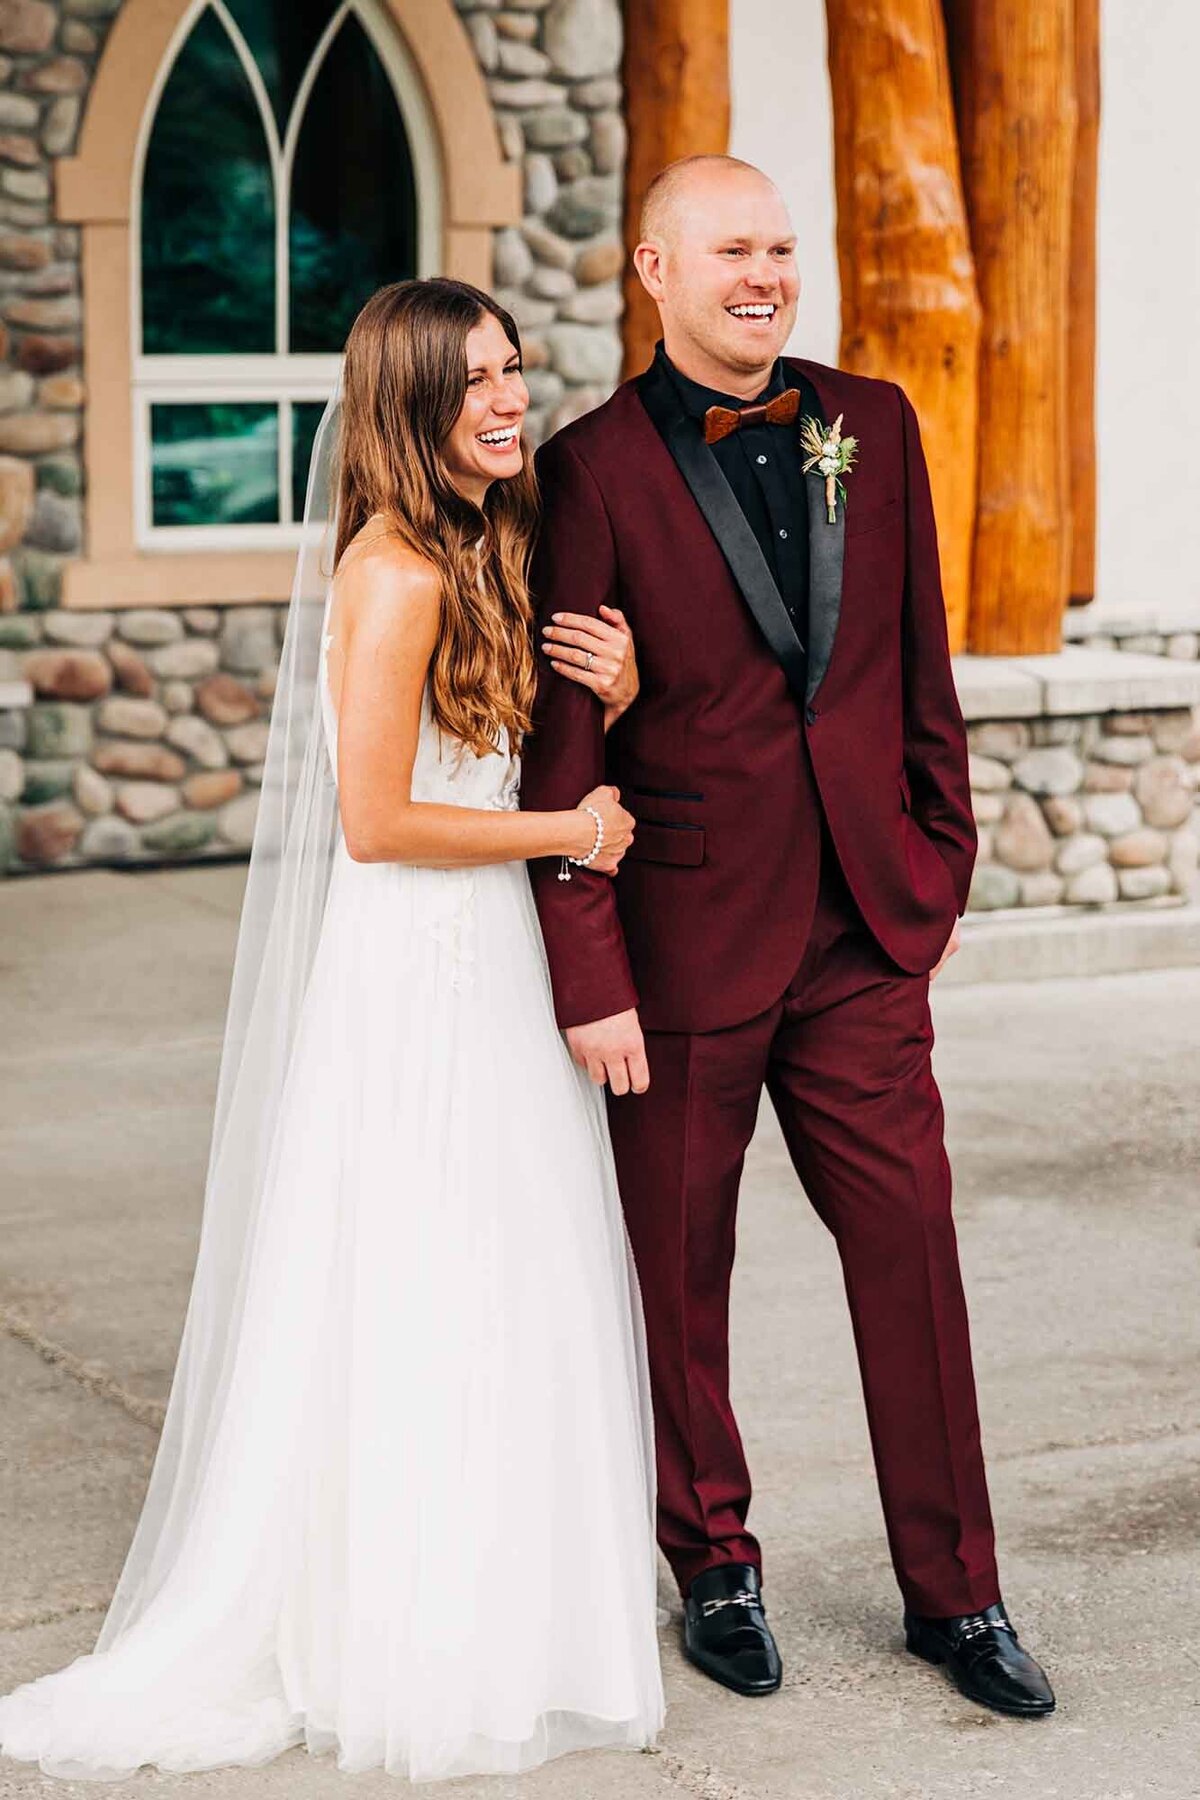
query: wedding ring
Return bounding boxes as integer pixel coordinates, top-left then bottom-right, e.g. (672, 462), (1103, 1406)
(585, 651), (595, 672)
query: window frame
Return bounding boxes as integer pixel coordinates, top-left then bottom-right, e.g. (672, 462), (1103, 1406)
(54, 0), (520, 609)
(134, 0), (440, 552)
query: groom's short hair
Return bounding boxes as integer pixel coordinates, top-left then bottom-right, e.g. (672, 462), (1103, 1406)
(639, 154), (769, 244)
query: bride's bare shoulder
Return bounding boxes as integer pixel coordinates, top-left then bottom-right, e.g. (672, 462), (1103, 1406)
(331, 522), (440, 646)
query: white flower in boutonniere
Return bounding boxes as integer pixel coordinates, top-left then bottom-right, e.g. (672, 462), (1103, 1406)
(800, 413), (858, 524)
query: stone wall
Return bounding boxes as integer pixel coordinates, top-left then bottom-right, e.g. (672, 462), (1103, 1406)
(454, 0), (626, 445)
(957, 652), (1200, 914)
(0, 0), (626, 875)
(0, 605), (276, 867)
(966, 708), (1200, 912)
(1065, 602), (1200, 663)
(0, 0), (101, 625)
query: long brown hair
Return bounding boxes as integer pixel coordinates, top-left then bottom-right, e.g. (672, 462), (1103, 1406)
(333, 278), (540, 756)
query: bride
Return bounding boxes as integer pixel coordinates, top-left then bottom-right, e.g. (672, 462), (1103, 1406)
(0, 278), (665, 1782)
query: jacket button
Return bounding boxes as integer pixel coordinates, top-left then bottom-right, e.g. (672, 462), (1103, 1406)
(805, 705), (818, 725)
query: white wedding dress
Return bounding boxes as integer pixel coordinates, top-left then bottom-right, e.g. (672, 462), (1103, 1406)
(0, 639), (664, 1783)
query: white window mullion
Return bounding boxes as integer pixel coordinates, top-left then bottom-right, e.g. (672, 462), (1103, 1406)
(279, 397), (294, 526)
(135, 353), (342, 393)
(274, 60), (288, 360)
(276, 196), (289, 364)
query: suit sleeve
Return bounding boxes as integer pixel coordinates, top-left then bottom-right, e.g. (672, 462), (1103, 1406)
(520, 435), (639, 1029)
(896, 384), (978, 914)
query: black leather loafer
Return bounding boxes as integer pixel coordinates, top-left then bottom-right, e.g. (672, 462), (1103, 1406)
(683, 1563), (782, 1696)
(905, 1601), (1055, 1717)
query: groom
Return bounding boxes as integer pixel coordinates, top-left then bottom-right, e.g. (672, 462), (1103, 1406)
(521, 156), (1054, 1718)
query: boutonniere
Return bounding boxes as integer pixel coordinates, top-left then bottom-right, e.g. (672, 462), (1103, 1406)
(800, 413), (858, 524)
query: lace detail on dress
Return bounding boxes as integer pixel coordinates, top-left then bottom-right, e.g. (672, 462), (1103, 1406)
(488, 752), (522, 814)
(420, 736), (519, 991)
(318, 626), (520, 994)
(428, 871), (478, 994)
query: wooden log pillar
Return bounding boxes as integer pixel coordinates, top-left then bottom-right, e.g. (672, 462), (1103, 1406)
(620, 0), (730, 380)
(945, 0), (1079, 654)
(827, 0), (980, 653)
(1068, 0), (1100, 606)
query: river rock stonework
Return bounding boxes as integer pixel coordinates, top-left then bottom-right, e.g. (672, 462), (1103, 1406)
(455, 0), (626, 445)
(0, 0), (625, 874)
(1065, 603), (1200, 664)
(966, 708), (1200, 913)
(0, 605), (282, 870)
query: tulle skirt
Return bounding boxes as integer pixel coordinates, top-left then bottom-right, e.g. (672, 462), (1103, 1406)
(0, 850), (664, 1782)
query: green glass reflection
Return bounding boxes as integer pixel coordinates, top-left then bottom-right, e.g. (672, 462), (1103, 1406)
(291, 401), (329, 522)
(151, 403), (279, 527)
(223, 0), (336, 135)
(289, 15), (417, 352)
(141, 8), (275, 353)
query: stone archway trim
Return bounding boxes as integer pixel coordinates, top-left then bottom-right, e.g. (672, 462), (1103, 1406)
(57, 0), (519, 228)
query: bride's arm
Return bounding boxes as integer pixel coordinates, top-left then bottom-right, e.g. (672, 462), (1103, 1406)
(331, 547), (615, 870)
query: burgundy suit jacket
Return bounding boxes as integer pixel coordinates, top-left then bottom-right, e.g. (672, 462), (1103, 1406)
(519, 355), (976, 1036)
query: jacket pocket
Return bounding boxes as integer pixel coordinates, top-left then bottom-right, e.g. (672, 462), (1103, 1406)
(624, 821), (706, 868)
(628, 784), (704, 803)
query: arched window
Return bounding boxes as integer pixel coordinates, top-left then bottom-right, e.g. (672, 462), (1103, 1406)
(56, 0), (518, 608)
(135, 0), (438, 546)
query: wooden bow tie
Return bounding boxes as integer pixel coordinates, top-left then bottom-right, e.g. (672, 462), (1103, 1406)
(703, 387), (800, 446)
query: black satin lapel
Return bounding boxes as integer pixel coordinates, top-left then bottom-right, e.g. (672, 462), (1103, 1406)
(804, 468), (845, 704)
(791, 359), (848, 706)
(637, 364), (807, 703)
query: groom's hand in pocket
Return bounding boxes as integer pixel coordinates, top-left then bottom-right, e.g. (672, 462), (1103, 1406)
(930, 917), (962, 981)
(566, 1009), (650, 1096)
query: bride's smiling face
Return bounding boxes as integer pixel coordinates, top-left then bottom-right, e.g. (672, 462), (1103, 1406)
(443, 312), (529, 504)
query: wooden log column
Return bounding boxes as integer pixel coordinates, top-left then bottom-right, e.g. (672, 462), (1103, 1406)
(1068, 0), (1100, 606)
(827, 0), (980, 653)
(620, 0), (730, 380)
(945, 0), (1079, 654)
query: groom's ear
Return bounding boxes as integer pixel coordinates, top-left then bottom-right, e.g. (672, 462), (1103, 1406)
(632, 240), (666, 305)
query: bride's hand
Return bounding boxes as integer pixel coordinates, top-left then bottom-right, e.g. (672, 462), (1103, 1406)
(574, 784), (635, 876)
(542, 606), (638, 724)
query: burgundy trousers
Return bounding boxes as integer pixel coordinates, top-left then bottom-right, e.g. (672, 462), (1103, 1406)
(605, 842), (1001, 1619)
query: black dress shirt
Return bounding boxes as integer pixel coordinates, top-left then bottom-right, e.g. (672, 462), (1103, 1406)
(657, 343), (814, 648)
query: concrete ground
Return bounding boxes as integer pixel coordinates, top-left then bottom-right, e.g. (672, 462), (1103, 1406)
(1, 863), (1198, 1800)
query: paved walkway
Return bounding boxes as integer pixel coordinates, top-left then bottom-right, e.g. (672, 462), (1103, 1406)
(1, 864), (1197, 1799)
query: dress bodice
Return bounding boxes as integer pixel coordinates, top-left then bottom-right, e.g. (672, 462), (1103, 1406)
(408, 701), (521, 813)
(319, 622), (521, 815)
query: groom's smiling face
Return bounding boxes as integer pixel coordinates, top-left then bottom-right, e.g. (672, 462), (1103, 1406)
(635, 162), (800, 394)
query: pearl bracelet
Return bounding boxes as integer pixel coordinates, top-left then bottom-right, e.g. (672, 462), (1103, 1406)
(558, 804), (604, 883)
